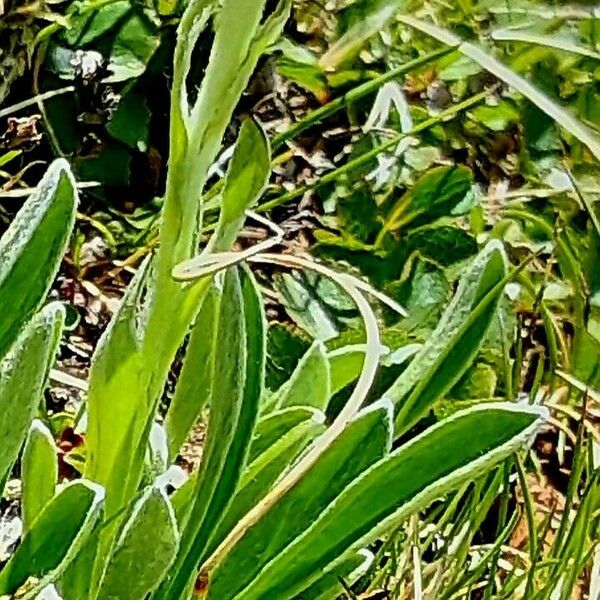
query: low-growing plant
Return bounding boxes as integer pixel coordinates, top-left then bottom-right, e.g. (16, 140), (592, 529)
(0, 1), (553, 599)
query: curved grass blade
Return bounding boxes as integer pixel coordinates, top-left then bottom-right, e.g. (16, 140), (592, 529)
(0, 303), (65, 493)
(491, 28), (600, 61)
(0, 158), (76, 360)
(225, 403), (546, 599)
(21, 419), (58, 533)
(0, 480), (104, 598)
(97, 485), (179, 600)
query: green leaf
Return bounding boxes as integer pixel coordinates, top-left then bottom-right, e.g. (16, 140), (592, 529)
(378, 166), (473, 240)
(319, 1), (405, 69)
(105, 13), (160, 83)
(384, 240), (508, 434)
(204, 400), (393, 599)
(227, 403), (546, 599)
(0, 159), (76, 361)
(63, 1), (131, 46)
(85, 258), (148, 517)
(210, 118), (271, 252)
(97, 486), (179, 600)
(0, 480), (104, 597)
(106, 88), (151, 150)
(249, 406), (326, 463)
(165, 284), (221, 460)
(0, 303), (65, 493)
(269, 342), (331, 412)
(468, 100), (521, 132)
(21, 420), (58, 534)
(163, 266), (266, 599)
(328, 345), (364, 396)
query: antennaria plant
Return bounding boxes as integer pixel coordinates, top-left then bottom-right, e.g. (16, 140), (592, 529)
(0, 1), (552, 599)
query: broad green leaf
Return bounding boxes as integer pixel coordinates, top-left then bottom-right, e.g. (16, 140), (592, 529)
(227, 403), (546, 599)
(0, 480), (104, 597)
(204, 400), (393, 599)
(328, 345), (365, 396)
(383, 240), (508, 434)
(0, 303), (64, 493)
(249, 406), (325, 463)
(85, 258), (148, 518)
(0, 158), (76, 360)
(274, 271), (355, 342)
(270, 342), (331, 412)
(209, 413), (327, 557)
(165, 284), (221, 460)
(162, 266), (266, 599)
(105, 13), (160, 83)
(21, 420), (57, 533)
(97, 486), (179, 600)
(378, 166), (473, 241)
(210, 118), (270, 252)
(293, 549), (374, 600)
(63, 1), (131, 46)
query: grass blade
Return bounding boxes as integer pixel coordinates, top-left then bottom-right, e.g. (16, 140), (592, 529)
(163, 266), (266, 599)
(396, 15), (600, 162)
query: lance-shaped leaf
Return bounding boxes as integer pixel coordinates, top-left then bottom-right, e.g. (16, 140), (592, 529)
(249, 406), (325, 463)
(0, 159), (76, 360)
(328, 345), (365, 396)
(161, 266), (266, 599)
(96, 485), (179, 600)
(209, 411), (327, 556)
(21, 420), (58, 533)
(269, 342), (331, 412)
(0, 480), (104, 598)
(165, 284), (221, 460)
(209, 118), (270, 252)
(85, 258), (149, 518)
(0, 303), (64, 493)
(220, 403), (546, 599)
(383, 240), (508, 435)
(203, 400), (393, 600)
